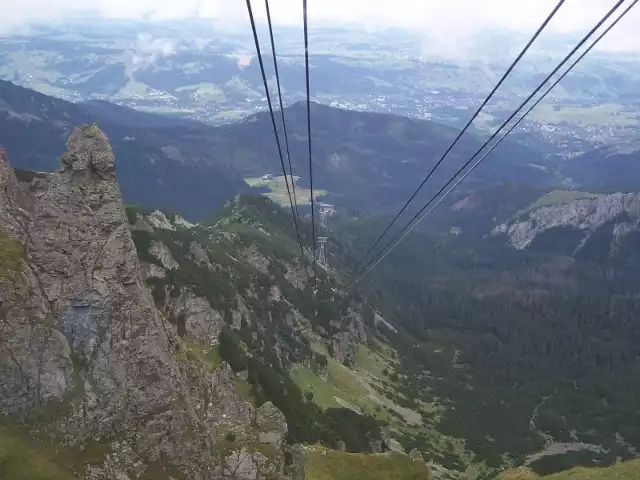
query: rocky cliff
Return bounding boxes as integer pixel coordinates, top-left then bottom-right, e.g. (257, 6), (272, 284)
(493, 192), (640, 254)
(0, 126), (294, 479)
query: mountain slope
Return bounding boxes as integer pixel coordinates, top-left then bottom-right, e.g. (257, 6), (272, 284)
(128, 182), (640, 479)
(493, 191), (640, 274)
(212, 101), (555, 213)
(562, 147), (640, 193)
(0, 79), (251, 220)
(125, 194), (411, 452)
(0, 127), (297, 480)
(333, 187), (640, 478)
(3, 125), (640, 479)
(0, 124), (435, 479)
(1, 79), (558, 220)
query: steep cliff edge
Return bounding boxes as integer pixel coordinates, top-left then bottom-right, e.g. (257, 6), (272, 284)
(0, 126), (293, 479)
(493, 192), (640, 257)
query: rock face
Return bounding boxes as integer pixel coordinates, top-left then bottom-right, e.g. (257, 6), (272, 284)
(150, 240), (180, 270)
(166, 289), (225, 343)
(494, 193), (640, 251)
(0, 126), (292, 479)
(328, 309), (368, 365)
(332, 331), (356, 365)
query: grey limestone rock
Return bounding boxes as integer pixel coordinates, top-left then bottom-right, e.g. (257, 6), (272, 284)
(409, 448), (422, 460)
(369, 439), (383, 453)
(190, 240), (213, 267)
(149, 240), (179, 270)
(346, 309), (367, 342)
(256, 401), (288, 448)
(386, 438), (406, 454)
(166, 289), (224, 343)
(288, 444), (306, 480)
(494, 192), (640, 251)
(0, 126), (294, 479)
(243, 245), (270, 274)
(331, 331), (356, 365)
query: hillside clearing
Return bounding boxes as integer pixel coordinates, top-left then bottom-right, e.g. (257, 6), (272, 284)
(304, 445), (430, 480)
(245, 175), (328, 205)
(520, 190), (602, 215)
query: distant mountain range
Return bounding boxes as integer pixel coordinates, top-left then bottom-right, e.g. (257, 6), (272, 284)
(0, 78), (556, 218)
(2, 77), (640, 223)
(0, 79), (252, 220)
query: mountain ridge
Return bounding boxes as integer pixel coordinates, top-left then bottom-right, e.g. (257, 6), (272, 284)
(0, 79), (560, 220)
(0, 79), (252, 220)
(0, 125), (303, 480)
(493, 191), (640, 272)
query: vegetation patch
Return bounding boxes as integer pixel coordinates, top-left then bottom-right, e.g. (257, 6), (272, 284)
(292, 357), (408, 427)
(181, 341), (222, 372)
(304, 446), (430, 480)
(245, 175), (328, 206)
(520, 190), (602, 215)
(175, 83), (227, 103)
(0, 425), (76, 480)
(354, 343), (394, 380)
(0, 230), (24, 280)
(291, 365), (343, 410)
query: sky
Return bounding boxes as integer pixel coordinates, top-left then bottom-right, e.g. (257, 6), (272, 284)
(2, 0), (640, 53)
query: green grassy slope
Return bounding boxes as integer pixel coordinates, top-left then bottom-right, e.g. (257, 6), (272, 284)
(305, 446), (430, 480)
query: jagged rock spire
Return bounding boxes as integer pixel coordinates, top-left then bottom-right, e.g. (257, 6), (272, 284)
(0, 126), (294, 479)
(60, 125), (116, 178)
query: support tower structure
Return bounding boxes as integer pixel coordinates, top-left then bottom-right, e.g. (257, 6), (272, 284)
(316, 202), (335, 268)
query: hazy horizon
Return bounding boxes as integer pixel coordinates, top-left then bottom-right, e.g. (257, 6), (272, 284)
(2, 0), (639, 57)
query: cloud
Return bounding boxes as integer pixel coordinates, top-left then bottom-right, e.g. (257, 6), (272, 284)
(1, 0), (639, 54)
(127, 33), (177, 72)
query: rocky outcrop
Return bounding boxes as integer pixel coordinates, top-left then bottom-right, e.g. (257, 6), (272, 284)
(149, 240), (179, 270)
(288, 444), (306, 480)
(331, 331), (356, 365)
(409, 448), (422, 460)
(256, 401), (288, 448)
(373, 313), (398, 333)
(346, 309), (368, 342)
(329, 309), (368, 365)
(386, 438), (406, 454)
(284, 263), (307, 289)
(133, 209), (195, 234)
(166, 289), (225, 343)
(141, 261), (166, 279)
(190, 240), (213, 268)
(243, 245), (270, 274)
(0, 126), (293, 479)
(494, 192), (640, 251)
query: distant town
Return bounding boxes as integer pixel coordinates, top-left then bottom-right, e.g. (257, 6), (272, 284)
(14, 65), (639, 156)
